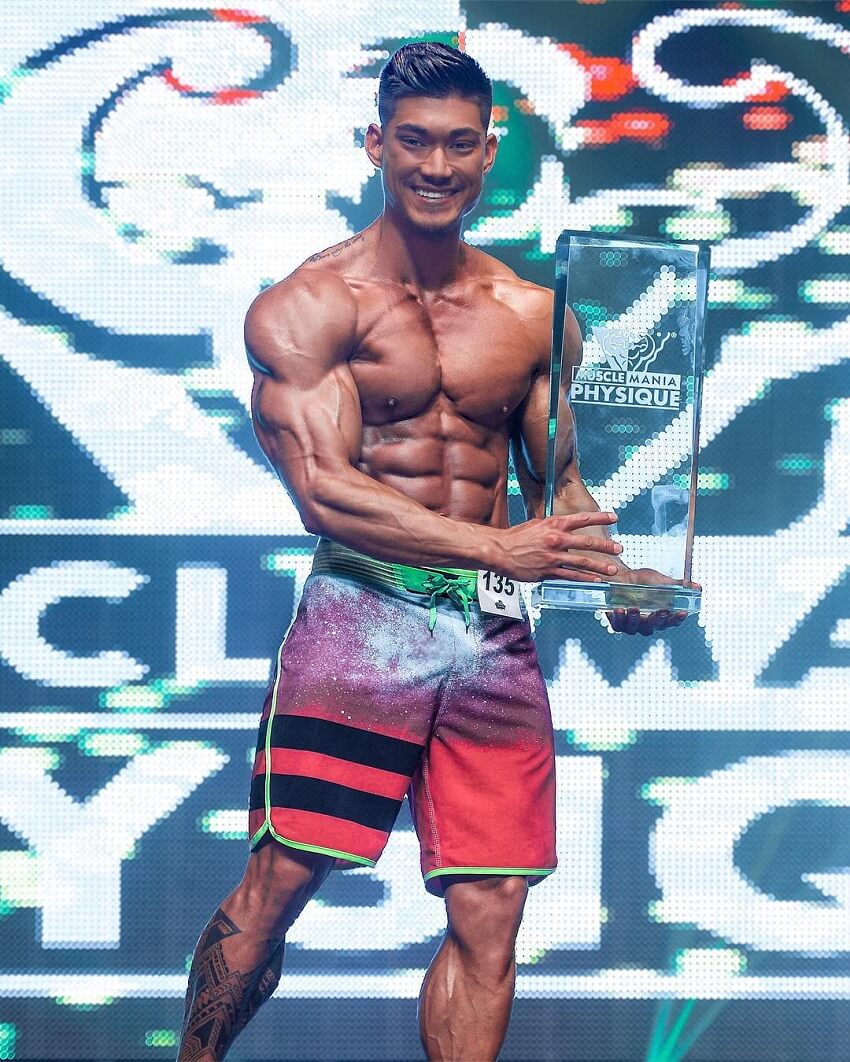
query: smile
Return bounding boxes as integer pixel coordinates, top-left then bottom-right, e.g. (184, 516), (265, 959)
(413, 188), (456, 201)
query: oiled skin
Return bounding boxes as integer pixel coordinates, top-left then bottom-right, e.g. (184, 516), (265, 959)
(265, 231), (547, 525)
(350, 258), (531, 529)
(245, 227), (627, 582)
(243, 92), (632, 583)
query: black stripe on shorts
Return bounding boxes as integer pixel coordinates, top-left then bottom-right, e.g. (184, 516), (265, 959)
(258, 714), (422, 776)
(249, 773), (401, 834)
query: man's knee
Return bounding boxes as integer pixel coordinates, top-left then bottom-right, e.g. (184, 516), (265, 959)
(444, 876), (529, 965)
(232, 841), (332, 935)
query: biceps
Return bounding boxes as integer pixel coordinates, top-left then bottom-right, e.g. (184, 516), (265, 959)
(517, 384), (575, 483)
(551, 393), (578, 486)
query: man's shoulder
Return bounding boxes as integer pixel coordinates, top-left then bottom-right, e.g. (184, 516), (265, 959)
(464, 251), (553, 370)
(247, 256), (358, 328)
(468, 247), (553, 313)
(497, 275), (554, 318)
(301, 230), (370, 271)
(244, 250), (362, 375)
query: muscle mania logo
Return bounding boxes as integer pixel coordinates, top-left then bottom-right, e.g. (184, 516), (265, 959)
(571, 322), (682, 410)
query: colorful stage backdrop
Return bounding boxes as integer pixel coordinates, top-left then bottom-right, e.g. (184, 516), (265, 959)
(2, 2), (850, 1058)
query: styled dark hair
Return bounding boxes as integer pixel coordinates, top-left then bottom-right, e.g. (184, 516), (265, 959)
(378, 41), (492, 130)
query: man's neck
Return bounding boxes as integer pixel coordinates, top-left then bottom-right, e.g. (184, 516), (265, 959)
(371, 208), (468, 292)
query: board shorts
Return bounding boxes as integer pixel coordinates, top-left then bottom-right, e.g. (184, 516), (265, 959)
(248, 539), (557, 894)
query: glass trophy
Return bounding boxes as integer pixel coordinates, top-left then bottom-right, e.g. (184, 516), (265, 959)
(531, 230), (709, 615)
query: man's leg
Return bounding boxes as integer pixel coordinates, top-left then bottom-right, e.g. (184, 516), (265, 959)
(418, 875), (528, 1062)
(178, 840), (333, 1062)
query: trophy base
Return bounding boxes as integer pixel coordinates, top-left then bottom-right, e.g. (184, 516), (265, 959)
(531, 580), (701, 615)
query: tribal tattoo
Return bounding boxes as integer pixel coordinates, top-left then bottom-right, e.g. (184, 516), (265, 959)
(179, 908), (283, 1062)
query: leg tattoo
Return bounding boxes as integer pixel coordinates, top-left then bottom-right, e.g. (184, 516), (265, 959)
(179, 908), (283, 1061)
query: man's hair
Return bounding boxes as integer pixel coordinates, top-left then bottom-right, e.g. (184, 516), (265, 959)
(377, 41), (492, 130)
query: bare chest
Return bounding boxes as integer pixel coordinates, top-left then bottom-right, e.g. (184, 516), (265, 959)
(350, 292), (538, 428)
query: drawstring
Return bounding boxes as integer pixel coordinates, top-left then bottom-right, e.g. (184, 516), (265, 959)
(422, 572), (474, 633)
(312, 540), (480, 632)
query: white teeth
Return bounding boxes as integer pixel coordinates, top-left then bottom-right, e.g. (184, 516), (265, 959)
(415, 189), (452, 199)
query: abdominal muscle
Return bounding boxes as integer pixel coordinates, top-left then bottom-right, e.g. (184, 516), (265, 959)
(358, 402), (511, 530)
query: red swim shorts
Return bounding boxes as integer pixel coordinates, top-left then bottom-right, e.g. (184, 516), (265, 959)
(248, 540), (556, 894)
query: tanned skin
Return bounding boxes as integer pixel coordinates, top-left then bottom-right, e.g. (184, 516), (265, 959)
(179, 92), (689, 1062)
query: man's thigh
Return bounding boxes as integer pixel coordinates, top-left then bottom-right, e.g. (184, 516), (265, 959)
(409, 612), (557, 895)
(248, 572), (450, 869)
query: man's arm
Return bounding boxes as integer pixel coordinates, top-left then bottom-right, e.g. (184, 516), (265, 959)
(513, 299), (692, 632)
(246, 271), (622, 582)
(512, 307), (627, 562)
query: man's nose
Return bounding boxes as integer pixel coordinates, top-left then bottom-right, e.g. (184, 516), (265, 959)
(419, 146), (452, 182)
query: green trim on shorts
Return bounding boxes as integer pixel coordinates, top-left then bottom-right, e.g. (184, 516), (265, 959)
(250, 821), (376, 867)
(313, 538), (477, 588)
(262, 636), (285, 841)
(424, 866), (556, 882)
(253, 625), (376, 869)
(312, 539), (479, 630)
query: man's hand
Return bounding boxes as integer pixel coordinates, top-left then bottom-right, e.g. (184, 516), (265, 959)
(606, 568), (701, 636)
(492, 511), (623, 582)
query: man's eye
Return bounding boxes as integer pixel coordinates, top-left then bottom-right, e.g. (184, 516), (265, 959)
(401, 138), (422, 147)
(453, 142), (475, 151)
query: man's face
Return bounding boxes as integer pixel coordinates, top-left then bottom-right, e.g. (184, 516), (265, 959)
(366, 95), (497, 235)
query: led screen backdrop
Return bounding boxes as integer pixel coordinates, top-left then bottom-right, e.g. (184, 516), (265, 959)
(1, 1), (850, 1059)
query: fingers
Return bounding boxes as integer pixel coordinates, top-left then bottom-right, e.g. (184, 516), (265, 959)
(607, 608), (690, 635)
(559, 533), (623, 557)
(549, 510), (618, 532)
(639, 611), (674, 636)
(548, 567), (608, 584)
(608, 608), (642, 635)
(554, 551), (622, 577)
(539, 525), (622, 555)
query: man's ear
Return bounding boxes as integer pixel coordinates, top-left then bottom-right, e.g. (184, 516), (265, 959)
(483, 130), (498, 176)
(365, 122), (383, 169)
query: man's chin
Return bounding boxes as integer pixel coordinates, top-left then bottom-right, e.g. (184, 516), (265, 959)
(414, 221), (460, 238)
(404, 210), (465, 237)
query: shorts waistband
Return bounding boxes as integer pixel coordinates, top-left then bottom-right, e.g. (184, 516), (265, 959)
(311, 539), (478, 631)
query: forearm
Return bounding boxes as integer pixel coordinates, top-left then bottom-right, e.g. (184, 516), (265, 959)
(299, 463), (503, 571)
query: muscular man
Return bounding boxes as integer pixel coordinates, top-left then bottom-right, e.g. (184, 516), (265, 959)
(179, 41), (689, 1062)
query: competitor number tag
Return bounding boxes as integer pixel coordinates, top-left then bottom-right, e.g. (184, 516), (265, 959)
(477, 570), (523, 619)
